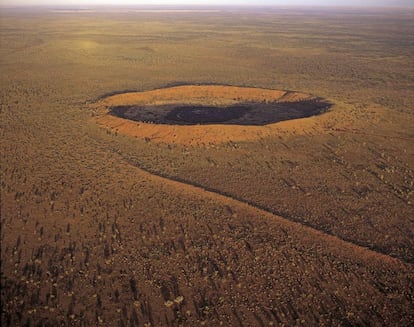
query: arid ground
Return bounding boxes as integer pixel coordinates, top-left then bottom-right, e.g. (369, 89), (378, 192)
(1, 6), (413, 326)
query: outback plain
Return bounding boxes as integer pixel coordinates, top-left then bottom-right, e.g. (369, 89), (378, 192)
(1, 6), (414, 326)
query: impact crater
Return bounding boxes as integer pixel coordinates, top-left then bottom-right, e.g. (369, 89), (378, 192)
(94, 85), (332, 145)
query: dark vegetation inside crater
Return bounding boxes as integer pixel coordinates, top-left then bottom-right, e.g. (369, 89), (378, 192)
(109, 99), (331, 126)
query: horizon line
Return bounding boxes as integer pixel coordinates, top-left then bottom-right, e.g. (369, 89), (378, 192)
(1, 4), (414, 8)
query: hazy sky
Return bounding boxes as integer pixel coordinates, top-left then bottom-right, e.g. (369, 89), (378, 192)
(1, 0), (413, 7)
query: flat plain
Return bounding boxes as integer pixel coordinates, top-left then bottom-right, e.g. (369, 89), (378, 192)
(1, 6), (413, 326)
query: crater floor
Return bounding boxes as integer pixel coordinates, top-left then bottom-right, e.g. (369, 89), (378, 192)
(95, 85), (332, 144)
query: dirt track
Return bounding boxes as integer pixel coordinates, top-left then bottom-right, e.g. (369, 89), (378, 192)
(114, 148), (405, 268)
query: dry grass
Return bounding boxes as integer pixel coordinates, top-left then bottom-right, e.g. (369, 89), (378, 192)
(1, 6), (413, 326)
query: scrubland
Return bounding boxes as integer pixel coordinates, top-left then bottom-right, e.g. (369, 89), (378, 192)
(1, 6), (413, 326)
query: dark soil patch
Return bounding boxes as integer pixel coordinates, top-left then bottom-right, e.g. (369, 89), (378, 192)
(109, 99), (331, 126)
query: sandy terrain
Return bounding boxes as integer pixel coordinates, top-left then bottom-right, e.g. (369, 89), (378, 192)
(1, 6), (413, 326)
